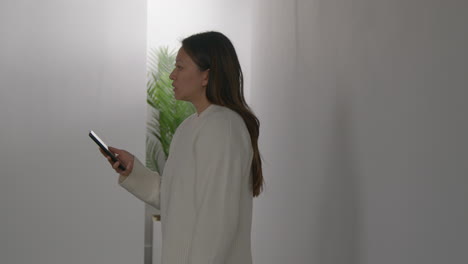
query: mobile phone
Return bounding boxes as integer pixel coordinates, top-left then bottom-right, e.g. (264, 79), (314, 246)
(89, 130), (126, 171)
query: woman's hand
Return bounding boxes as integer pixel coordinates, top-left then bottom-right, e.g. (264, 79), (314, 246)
(99, 146), (134, 177)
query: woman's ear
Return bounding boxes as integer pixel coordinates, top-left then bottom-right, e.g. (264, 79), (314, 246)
(201, 69), (210, 87)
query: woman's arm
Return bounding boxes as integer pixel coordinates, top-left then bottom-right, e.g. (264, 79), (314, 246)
(118, 157), (161, 210)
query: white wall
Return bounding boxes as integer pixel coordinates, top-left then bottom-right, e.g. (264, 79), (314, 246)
(251, 0), (468, 263)
(0, 0), (148, 263)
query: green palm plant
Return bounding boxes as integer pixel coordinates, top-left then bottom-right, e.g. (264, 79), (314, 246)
(146, 46), (196, 174)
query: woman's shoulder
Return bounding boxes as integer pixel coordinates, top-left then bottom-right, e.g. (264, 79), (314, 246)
(195, 105), (251, 152)
(200, 105), (250, 141)
(207, 104), (244, 125)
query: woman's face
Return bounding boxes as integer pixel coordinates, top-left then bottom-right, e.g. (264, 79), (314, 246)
(169, 48), (209, 102)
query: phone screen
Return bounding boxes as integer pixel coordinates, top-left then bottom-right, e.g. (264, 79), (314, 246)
(89, 130), (126, 171)
(90, 130), (110, 150)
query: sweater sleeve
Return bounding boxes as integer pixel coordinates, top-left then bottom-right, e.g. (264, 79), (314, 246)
(118, 157), (161, 210)
(189, 115), (251, 264)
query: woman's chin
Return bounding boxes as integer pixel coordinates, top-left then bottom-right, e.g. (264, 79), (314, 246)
(174, 94), (185, 101)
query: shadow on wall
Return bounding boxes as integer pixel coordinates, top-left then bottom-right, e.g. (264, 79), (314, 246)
(317, 84), (361, 264)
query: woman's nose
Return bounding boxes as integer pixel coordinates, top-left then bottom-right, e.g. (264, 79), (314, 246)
(169, 70), (175, 80)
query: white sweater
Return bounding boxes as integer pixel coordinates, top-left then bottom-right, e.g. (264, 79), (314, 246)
(118, 104), (254, 264)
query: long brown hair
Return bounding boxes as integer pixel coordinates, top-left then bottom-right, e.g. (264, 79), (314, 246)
(182, 31), (264, 197)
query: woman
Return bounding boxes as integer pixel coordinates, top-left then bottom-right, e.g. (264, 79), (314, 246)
(100, 31), (264, 264)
